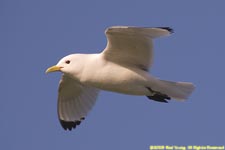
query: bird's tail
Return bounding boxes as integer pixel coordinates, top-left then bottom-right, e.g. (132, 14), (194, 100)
(153, 79), (195, 100)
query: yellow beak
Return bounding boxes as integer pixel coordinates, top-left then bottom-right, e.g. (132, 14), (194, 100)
(45, 65), (61, 73)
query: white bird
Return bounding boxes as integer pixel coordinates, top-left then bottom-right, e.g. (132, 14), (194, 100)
(46, 26), (195, 131)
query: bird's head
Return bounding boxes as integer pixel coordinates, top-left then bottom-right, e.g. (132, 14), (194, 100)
(46, 54), (84, 77)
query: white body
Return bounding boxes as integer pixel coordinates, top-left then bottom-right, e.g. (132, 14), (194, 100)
(75, 54), (150, 95)
(65, 53), (194, 99)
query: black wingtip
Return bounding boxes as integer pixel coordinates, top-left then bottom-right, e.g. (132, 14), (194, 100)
(157, 27), (174, 34)
(146, 87), (171, 103)
(60, 118), (85, 131)
(147, 95), (171, 103)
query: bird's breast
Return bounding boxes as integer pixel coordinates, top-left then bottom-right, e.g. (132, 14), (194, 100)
(80, 62), (149, 95)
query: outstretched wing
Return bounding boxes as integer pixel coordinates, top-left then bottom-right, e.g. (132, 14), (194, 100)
(57, 75), (99, 130)
(102, 26), (173, 70)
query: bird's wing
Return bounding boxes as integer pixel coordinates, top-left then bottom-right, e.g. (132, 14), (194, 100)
(57, 75), (99, 130)
(102, 26), (173, 70)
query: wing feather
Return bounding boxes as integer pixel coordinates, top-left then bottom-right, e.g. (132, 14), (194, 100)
(102, 26), (172, 70)
(57, 75), (99, 130)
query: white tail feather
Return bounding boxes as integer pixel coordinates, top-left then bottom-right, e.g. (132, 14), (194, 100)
(156, 80), (195, 100)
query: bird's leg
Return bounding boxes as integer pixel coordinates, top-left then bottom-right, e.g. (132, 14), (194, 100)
(146, 87), (171, 103)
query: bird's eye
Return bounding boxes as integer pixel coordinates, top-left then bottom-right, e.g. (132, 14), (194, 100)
(65, 60), (70, 64)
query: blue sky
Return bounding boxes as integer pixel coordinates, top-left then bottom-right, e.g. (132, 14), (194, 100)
(1, 0), (225, 149)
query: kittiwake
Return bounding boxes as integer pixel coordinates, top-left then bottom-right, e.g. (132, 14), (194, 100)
(46, 26), (195, 131)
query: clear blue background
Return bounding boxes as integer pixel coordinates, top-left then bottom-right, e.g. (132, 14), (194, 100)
(1, 0), (225, 149)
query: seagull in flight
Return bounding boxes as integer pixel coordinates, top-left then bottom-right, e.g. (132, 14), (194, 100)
(46, 26), (195, 131)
